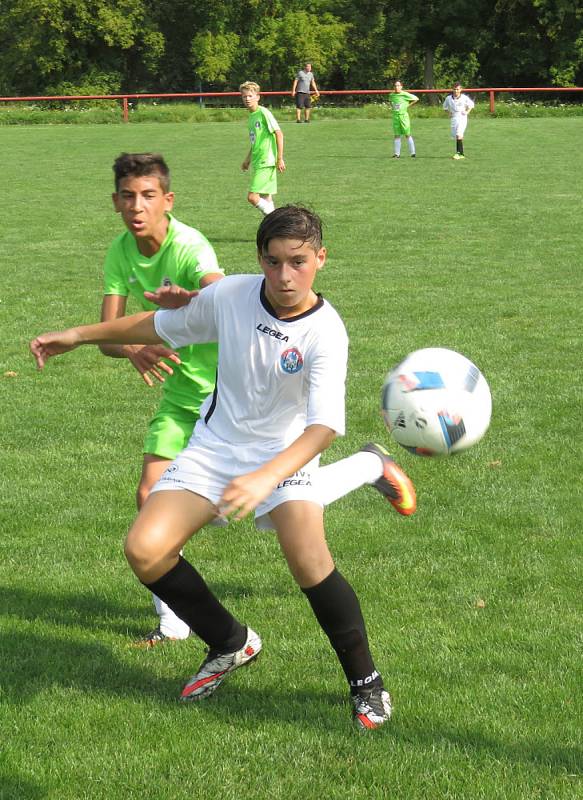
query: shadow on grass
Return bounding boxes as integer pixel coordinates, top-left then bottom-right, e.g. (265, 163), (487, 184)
(386, 720), (583, 776)
(0, 629), (180, 704)
(0, 774), (45, 800)
(2, 613), (581, 777)
(3, 587), (580, 775)
(0, 625), (345, 733)
(175, 681), (583, 774)
(0, 581), (262, 638)
(0, 584), (147, 637)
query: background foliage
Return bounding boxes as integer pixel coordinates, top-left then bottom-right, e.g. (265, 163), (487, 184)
(1, 0), (582, 97)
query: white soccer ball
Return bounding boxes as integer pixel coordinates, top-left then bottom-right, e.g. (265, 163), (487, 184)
(381, 348), (492, 456)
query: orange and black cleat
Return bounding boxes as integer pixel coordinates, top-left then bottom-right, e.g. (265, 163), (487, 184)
(360, 442), (417, 516)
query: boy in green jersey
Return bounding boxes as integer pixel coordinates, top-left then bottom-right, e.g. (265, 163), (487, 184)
(240, 81), (285, 216)
(389, 80), (419, 158)
(101, 153), (224, 644)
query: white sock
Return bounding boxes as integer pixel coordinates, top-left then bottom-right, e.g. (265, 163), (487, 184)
(394, 139), (402, 156)
(153, 594), (190, 639)
(255, 198), (272, 215)
(408, 136), (415, 155)
(317, 452), (383, 506)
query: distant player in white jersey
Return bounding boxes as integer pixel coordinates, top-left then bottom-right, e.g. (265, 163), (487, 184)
(31, 205), (416, 731)
(443, 82), (475, 160)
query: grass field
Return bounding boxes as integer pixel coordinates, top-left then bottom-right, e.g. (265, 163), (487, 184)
(1, 117), (581, 800)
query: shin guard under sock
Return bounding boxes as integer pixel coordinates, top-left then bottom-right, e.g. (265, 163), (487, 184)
(302, 569), (382, 692)
(145, 557), (246, 652)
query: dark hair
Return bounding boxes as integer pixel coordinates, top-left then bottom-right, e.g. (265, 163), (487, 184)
(113, 153), (170, 193)
(453, 82), (462, 89)
(256, 205), (323, 254)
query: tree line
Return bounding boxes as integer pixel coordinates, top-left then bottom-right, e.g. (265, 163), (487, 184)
(1, 0), (581, 98)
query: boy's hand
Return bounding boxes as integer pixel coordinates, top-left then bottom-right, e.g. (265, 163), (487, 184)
(124, 344), (181, 386)
(241, 159), (250, 172)
(277, 157), (286, 173)
(218, 469), (278, 521)
(144, 285), (198, 308)
(30, 329), (81, 369)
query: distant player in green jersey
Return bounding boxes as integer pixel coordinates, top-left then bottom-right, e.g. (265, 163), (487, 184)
(101, 152), (224, 644)
(240, 81), (285, 216)
(389, 80), (419, 159)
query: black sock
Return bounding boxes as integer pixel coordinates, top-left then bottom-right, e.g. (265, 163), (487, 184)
(144, 556), (246, 652)
(302, 569), (383, 693)
(457, 139), (464, 154)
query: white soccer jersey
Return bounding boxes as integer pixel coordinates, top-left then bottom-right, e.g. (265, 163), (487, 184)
(154, 275), (348, 449)
(443, 93), (474, 117)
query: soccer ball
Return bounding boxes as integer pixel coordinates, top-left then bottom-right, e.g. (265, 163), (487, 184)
(381, 348), (492, 456)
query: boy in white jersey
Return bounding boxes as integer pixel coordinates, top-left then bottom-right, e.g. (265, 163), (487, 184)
(31, 206), (416, 730)
(240, 81), (285, 216)
(443, 82), (475, 159)
(104, 154), (412, 647)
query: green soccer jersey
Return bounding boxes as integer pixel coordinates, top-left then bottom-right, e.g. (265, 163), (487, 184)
(247, 106), (280, 168)
(389, 91), (418, 120)
(103, 214), (222, 414)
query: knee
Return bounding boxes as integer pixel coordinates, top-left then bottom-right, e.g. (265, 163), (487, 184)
(123, 530), (149, 574)
(124, 527), (169, 579)
(288, 553), (335, 588)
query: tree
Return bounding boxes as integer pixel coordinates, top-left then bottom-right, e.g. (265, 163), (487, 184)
(0, 0), (580, 98)
(0, 0), (164, 95)
(191, 31), (240, 85)
(480, 0), (583, 86)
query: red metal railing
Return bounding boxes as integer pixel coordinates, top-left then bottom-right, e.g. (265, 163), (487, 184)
(1, 87), (581, 121)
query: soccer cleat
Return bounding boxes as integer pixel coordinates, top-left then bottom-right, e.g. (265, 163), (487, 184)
(452, 153), (461, 160)
(180, 626), (262, 701)
(392, 154), (400, 159)
(133, 626), (182, 648)
(360, 442), (417, 516)
(352, 687), (392, 730)
(411, 154), (416, 158)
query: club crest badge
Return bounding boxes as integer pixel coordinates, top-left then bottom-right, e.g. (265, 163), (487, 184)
(280, 347), (304, 374)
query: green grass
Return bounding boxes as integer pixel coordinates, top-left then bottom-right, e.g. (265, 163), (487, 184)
(1, 118), (581, 800)
(1, 99), (583, 126)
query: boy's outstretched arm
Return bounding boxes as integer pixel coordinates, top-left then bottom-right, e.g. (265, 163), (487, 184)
(218, 424), (336, 521)
(99, 293), (180, 387)
(30, 311), (160, 370)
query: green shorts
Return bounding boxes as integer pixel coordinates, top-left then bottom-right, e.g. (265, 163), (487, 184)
(143, 398), (199, 460)
(392, 115), (411, 136)
(250, 166), (277, 195)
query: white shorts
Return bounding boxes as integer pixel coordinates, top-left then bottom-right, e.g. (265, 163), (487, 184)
(451, 115), (468, 139)
(150, 425), (323, 530)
